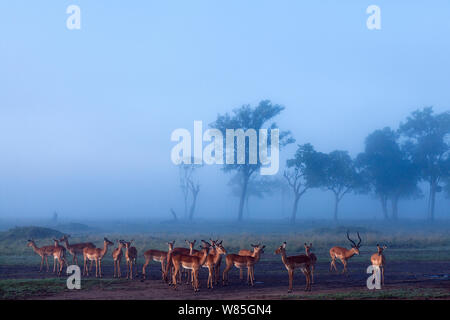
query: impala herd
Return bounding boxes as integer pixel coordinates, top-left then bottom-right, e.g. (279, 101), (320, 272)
(26, 231), (387, 293)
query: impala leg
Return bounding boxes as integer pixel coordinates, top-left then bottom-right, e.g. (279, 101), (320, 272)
(342, 259), (348, 274)
(240, 268), (243, 281)
(311, 264), (315, 284)
(381, 266), (384, 286)
(288, 269), (294, 293)
(39, 256), (44, 272)
(222, 263), (232, 286)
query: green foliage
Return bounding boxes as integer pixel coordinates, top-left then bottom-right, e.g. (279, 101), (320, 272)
(0, 227), (64, 241)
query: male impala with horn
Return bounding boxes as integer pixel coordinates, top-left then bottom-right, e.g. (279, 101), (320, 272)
(329, 231), (362, 274)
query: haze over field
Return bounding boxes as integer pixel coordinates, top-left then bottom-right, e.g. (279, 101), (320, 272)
(0, 1), (449, 221)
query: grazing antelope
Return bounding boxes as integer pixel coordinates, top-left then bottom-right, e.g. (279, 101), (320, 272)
(121, 240), (138, 280)
(371, 244), (387, 285)
(275, 242), (312, 292)
(202, 240), (227, 289)
(142, 246), (169, 281)
(167, 243), (210, 292)
(238, 243), (260, 281)
(329, 231), (362, 274)
(112, 240), (125, 278)
(304, 243), (317, 283)
(83, 237), (114, 278)
(222, 244), (265, 286)
(27, 239), (64, 273)
(59, 235), (96, 265)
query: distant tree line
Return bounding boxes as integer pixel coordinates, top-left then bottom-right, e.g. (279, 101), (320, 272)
(178, 101), (450, 222)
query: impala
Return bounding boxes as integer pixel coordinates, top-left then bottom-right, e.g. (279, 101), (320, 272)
(304, 243), (317, 283)
(142, 245), (169, 281)
(329, 231), (361, 274)
(112, 240), (125, 278)
(59, 234), (96, 265)
(167, 242), (210, 292)
(238, 243), (260, 281)
(83, 237), (114, 278)
(222, 244), (265, 286)
(202, 240), (227, 289)
(121, 240), (138, 280)
(275, 242), (311, 292)
(209, 239), (224, 285)
(27, 239), (65, 274)
(52, 239), (68, 276)
(169, 240), (196, 283)
(370, 244), (387, 285)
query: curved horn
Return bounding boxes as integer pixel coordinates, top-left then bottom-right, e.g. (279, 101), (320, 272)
(346, 231), (357, 247)
(357, 232), (361, 247)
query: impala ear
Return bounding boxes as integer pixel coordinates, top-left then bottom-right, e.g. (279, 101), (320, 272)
(282, 242), (286, 248)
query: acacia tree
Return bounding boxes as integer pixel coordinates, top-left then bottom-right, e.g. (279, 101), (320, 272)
(398, 107), (450, 220)
(284, 143), (319, 223)
(357, 127), (421, 220)
(179, 157), (202, 220)
(210, 100), (294, 221)
(311, 150), (361, 221)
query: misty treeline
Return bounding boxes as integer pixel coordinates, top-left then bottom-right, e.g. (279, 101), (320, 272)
(178, 101), (450, 222)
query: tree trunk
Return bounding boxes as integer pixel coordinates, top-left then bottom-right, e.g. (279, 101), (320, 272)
(380, 195), (389, 220)
(188, 190), (199, 221)
(238, 175), (250, 221)
(391, 196), (399, 220)
(333, 193), (339, 221)
(428, 181), (437, 221)
(290, 195), (300, 224)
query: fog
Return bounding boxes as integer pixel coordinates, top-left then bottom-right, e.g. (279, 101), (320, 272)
(0, 1), (449, 221)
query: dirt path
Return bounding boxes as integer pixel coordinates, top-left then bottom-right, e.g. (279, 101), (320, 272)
(2, 260), (449, 300)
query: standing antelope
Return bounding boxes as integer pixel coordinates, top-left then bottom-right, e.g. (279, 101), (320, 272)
(371, 244), (387, 285)
(27, 239), (64, 274)
(59, 235), (95, 265)
(112, 240), (125, 278)
(209, 239), (224, 285)
(52, 239), (67, 276)
(202, 240), (227, 289)
(304, 243), (317, 283)
(83, 237), (114, 278)
(142, 246), (169, 281)
(167, 242), (210, 292)
(275, 242), (312, 292)
(238, 243), (261, 281)
(222, 244), (265, 286)
(122, 240), (138, 280)
(329, 231), (362, 274)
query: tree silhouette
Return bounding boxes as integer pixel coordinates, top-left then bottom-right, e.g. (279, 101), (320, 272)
(210, 100), (294, 221)
(399, 107), (450, 220)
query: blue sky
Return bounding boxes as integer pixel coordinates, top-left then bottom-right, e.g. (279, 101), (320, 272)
(0, 1), (449, 219)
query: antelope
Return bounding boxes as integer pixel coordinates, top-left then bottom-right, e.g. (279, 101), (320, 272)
(83, 237), (114, 278)
(112, 240), (125, 278)
(238, 243), (261, 282)
(370, 244), (387, 285)
(167, 242), (210, 292)
(142, 246), (169, 281)
(209, 239), (224, 285)
(121, 240), (138, 280)
(202, 240), (227, 289)
(304, 243), (317, 283)
(59, 234), (96, 265)
(52, 239), (68, 276)
(329, 231), (361, 274)
(169, 240), (196, 283)
(275, 242), (311, 292)
(27, 239), (64, 274)
(222, 244), (265, 286)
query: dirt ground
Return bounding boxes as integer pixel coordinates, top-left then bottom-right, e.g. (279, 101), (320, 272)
(1, 259), (449, 300)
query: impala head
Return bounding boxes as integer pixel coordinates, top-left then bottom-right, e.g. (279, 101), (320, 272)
(214, 241), (227, 255)
(59, 234), (70, 242)
(117, 239), (125, 249)
(104, 237), (114, 246)
(27, 239), (35, 247)
(185, 240), (196, 253)
(120, 239), (134, 249)
(167, 241), (175, 252)
(304, 243), (313, 255)
(53, 238), (60, 245)
(346, 231), (362, 255)
(376, 244), (387, 254)
(275, 242), (287, 255)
